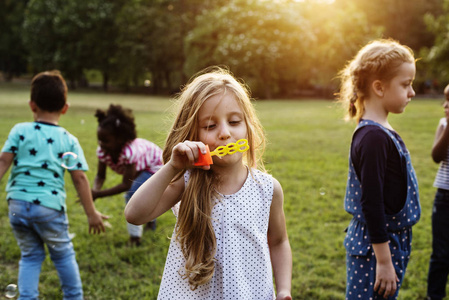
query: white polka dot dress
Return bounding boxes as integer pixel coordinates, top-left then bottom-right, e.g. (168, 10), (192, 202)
(157, 168), (275, 300)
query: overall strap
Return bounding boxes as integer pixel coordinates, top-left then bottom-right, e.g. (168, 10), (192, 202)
(355, 119), (406, 156)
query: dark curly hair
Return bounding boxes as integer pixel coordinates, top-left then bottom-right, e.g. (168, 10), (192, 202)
(95, 104), (137, 143)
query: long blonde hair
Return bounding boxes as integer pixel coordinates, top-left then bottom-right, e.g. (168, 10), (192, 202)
(337, 39), (415, 122)
(164, 67), (266, 289)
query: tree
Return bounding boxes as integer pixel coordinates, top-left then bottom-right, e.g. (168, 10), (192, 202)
(184, 0), (315, 98)
(23, 0), (122, 89)
(114, 0), (229, 93)
(114, 0), (185, 93)
(301, 0), (381, 96)
(423, 0), (449, 83)
(335, 0), (442, 50)
(0, 0), (30, 80)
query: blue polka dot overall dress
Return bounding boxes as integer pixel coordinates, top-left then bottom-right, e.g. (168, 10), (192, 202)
(344, 120), (421, 300)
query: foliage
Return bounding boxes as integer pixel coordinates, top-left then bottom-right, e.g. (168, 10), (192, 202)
(335, 0), (442, 50)
(114, 0), (185, 92)
(423, 0), (449, 84)
(113, 0), (230, 92)
(22, 0), (122, 88)
(0, 0), (29, 81)
(300, 1), (381, 96)
(185, 0), (315, 98)
(8, 0), (447, 96)
(0, 82), (443, 299)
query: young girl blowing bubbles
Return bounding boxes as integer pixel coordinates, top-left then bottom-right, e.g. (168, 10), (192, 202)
(338, 39), (421, 299)
(125, 67), (292, 299)
(92, 104), (163, 246)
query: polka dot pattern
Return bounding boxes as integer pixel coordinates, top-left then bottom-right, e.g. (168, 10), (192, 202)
(345, 227), (411, 300)
(344, 120), (421, 231)
(158, 168), (275, 300)
(343, 120), (420, 299)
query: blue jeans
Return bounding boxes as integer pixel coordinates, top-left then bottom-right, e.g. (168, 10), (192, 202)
(427, 189), (449, 300)
(125, 171), (154, 237)
(8, 199), (83, 300)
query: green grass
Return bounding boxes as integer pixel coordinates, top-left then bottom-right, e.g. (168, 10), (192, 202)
(0, 81), (444, 299)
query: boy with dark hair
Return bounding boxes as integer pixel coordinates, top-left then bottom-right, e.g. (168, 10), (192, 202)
(0, 70), (107, 299)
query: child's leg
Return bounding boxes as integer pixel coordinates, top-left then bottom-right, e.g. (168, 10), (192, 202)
(125, 171), (155, 240)
(427, 189), (449, 300)
(37, 211), (83, 300)
(11, 201), (83, 300)
(8, 200), (47, 299)
(126, 222), (143, 238)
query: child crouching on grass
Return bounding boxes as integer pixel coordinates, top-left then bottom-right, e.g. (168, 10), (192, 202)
(92, 104), (163, 246)
(0, 70), (107, 300)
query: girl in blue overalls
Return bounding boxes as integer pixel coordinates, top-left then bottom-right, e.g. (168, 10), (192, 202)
(337, 39), (421, 299)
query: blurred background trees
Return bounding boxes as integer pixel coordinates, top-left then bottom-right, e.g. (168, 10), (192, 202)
(1, 0), (448, 98)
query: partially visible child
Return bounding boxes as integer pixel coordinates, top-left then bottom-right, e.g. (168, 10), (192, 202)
(125, 67), (292, 299)
(92, 104), (163, 246)
(427, 83), (449, 300)
(338, 39), (420, 299)
(0, 70), (107, 300)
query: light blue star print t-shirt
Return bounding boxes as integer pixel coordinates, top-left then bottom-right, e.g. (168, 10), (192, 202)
(2, 122), (88, 212)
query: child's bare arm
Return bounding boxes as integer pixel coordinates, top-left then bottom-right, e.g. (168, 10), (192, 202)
(70, 170), (108, 234)
(92, 163), (136, 200)
(92, 160), (106, 191)
(432, 121), (449, 163)
(125, 141), (207, 224)
(268, 178), (292, 300)
(372, 242), (398, 298)
(0, 152), (14, 181)
(124, 162), (184, 224)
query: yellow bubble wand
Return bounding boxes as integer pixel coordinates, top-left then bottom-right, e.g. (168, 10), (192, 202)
(194, 139), (249, 166)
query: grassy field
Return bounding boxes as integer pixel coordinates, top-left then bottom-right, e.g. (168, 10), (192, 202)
(0, 81), (444, 299)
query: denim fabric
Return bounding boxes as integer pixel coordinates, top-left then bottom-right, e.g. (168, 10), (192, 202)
(346, 223), (412, 300)
(124, 171), (153, 237)
(344, 120), (420, 230)
(427, 189), (449, 300)
(8, 199), (83, 300)
(344, 120), (421, 300)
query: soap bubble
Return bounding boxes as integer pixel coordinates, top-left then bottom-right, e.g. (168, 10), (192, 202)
(319, 187), (326, 196)
(144, 80), (151, 87)
(5, 283), (17, 298)
(61, 152), (78, 169)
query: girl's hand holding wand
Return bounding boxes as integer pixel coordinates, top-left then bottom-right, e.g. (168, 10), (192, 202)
(125, 140), (208, 225)
(169, 141), (210, 171)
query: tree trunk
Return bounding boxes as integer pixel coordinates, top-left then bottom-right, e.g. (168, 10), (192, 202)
(102, 72), (109, 92)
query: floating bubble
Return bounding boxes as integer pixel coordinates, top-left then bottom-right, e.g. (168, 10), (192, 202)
(5, 283), (17, 299)
(144, 80), (151, 87)
(61, 152), (78, 169)
(80, 119), (85, 125)
(319, 187), (326, 196)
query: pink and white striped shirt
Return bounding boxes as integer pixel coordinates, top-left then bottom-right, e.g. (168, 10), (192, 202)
(97, 138), (163, 175)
